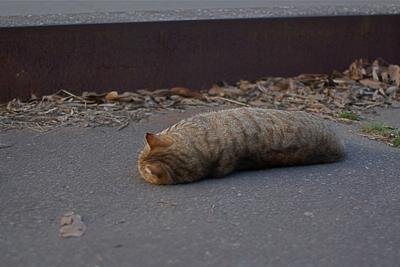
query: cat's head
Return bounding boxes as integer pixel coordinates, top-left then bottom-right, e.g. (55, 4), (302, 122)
(138, 133), (182, 185)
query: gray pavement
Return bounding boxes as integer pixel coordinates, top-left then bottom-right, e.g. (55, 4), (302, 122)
(1, 107), (400, 267)
(1, 1), (400, 27)
(364, 106), (400, 129)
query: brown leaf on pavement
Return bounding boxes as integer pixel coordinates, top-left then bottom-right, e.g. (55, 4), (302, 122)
(59, 212), (86, 238)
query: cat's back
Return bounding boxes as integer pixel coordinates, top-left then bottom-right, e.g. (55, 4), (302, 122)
(169, 107), (339, 144)
(175, 107), (343, 164)
(182, 107), (333, 137)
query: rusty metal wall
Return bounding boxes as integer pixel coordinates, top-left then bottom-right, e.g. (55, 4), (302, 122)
(1, 15), (400, 102)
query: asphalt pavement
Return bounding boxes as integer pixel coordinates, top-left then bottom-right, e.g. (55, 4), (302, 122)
(1, 107), (400, 267)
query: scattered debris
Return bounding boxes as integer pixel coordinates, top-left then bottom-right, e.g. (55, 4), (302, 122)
(59, 211), (86, 238)
(1, 59), (399, 132)
(359, 122), (400, 147)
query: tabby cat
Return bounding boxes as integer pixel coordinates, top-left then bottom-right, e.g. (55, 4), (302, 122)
(138, 108), (344, 185)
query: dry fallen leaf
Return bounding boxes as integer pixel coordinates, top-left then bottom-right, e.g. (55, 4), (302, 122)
(151, 89), (172, 97)
(82, 91), (106, 103)
(30, 94), (38, 101)
(208, 84), (225, 96)
(59, 212), (86, 238)
(386, 86), (398, 96)
(359, 79), (385, 90)
(60, 211), (75, 225)
(381, 71), (390, 83)
(348, 59), (366, 80)
(274, 78), (292, 91)
(372, 60), (380, 81)
(388, 65), (400, 87)
(170, 87), (204, 99)
(42, 94), (64, 103)
(220, 86), (244, 97)
(115, 92), (144, 102)
(105, 91), (119, 101)
(238, 80), (254, 91)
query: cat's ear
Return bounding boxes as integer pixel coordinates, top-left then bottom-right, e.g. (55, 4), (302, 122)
(145, 133), (173, 149)
(145, 163), (164, 179)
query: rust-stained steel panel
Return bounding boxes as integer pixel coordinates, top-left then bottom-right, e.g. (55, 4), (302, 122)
(1, 15), (400, 102)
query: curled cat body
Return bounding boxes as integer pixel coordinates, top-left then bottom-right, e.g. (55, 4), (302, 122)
(138, 108), (344, 185)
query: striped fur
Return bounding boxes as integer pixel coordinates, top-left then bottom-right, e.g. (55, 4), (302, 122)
(138, 108), (345, 185)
